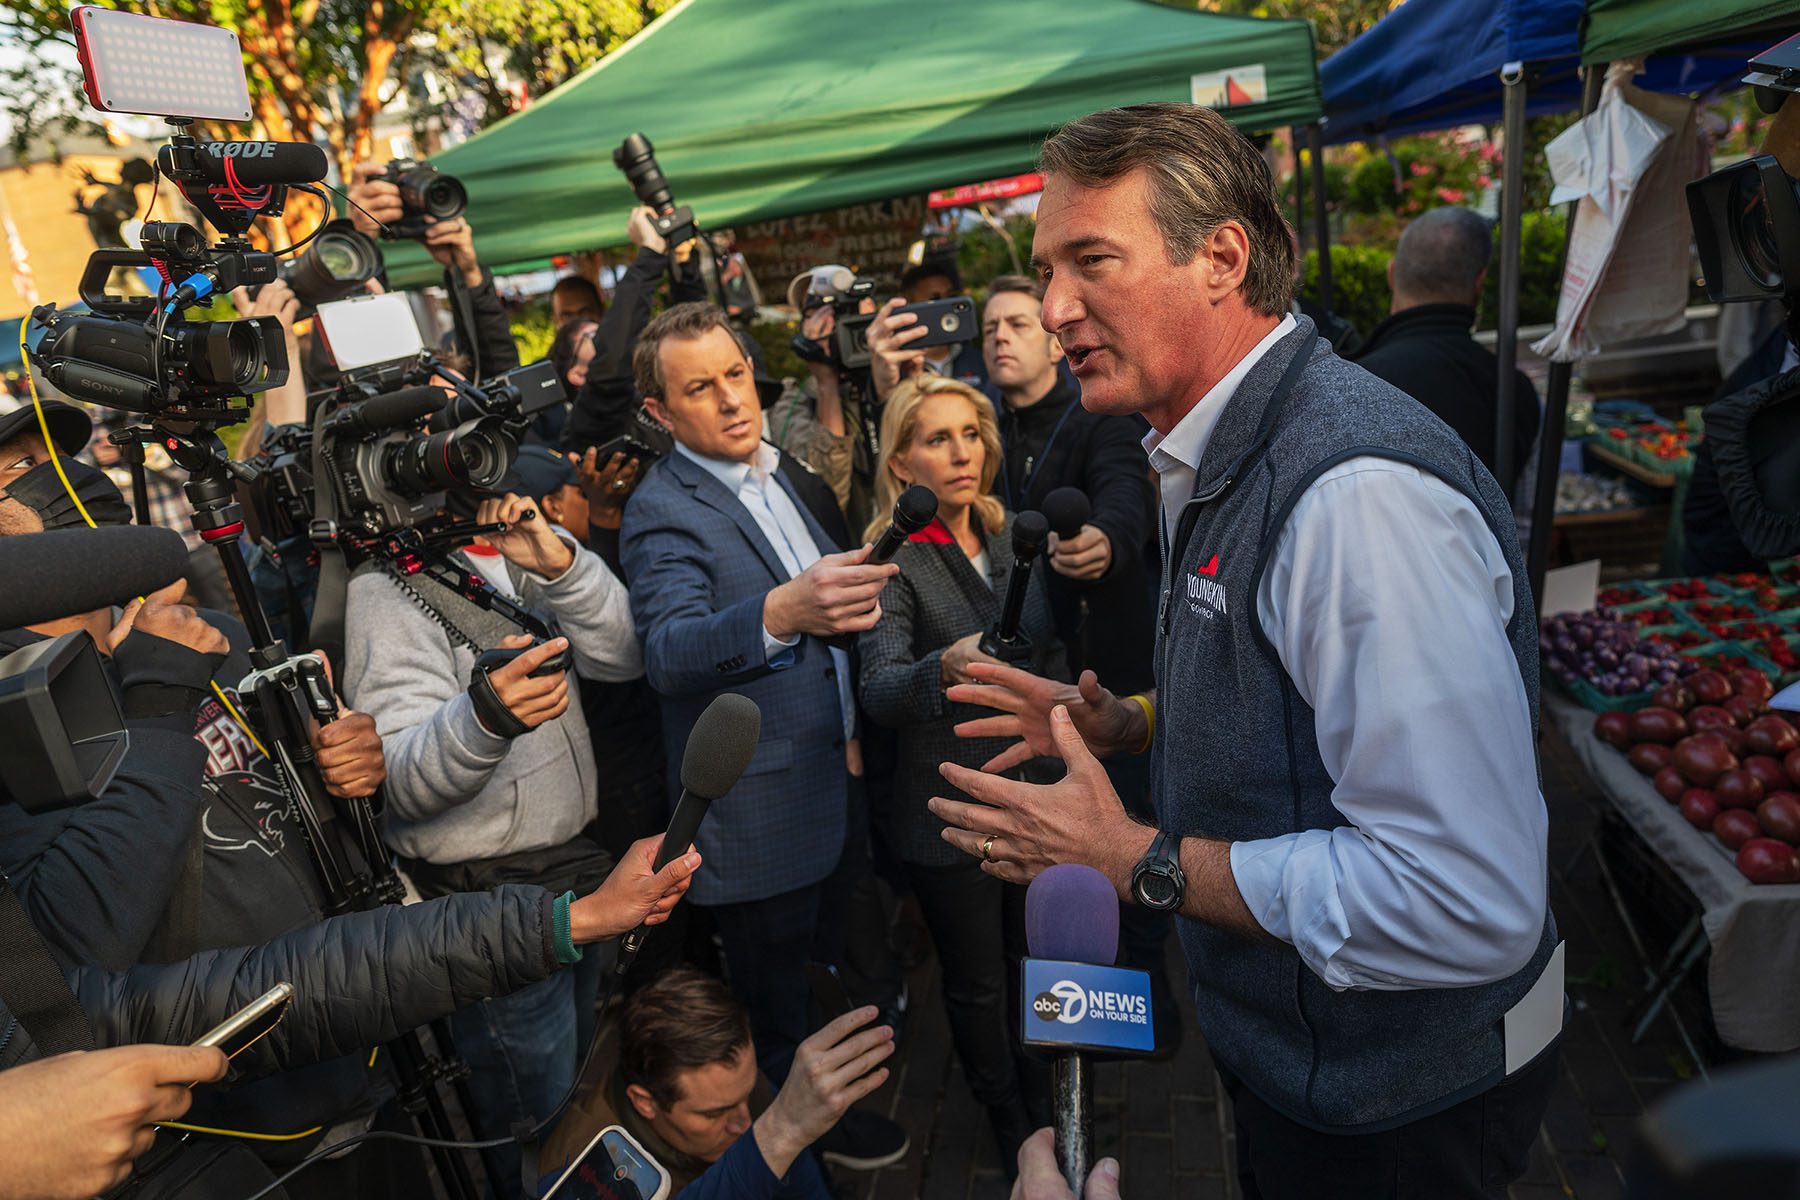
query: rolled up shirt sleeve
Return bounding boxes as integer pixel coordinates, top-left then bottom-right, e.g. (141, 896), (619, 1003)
(1233, 458), (1547, 992)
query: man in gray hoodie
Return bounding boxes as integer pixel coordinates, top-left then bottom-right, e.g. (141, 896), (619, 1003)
(343, 487), (642, 1199)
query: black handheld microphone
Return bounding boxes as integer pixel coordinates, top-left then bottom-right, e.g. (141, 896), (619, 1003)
(869, 485), (939, 565)
(0, 526), (190, 630)
(1042, 486), (1090, 541)
(614, 693), (762, 977)
(978, 510), (1049, 663)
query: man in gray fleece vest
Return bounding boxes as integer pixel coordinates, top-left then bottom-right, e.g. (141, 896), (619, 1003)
(343, 487), (643, 1199)
(931, 103), (1562, 1198)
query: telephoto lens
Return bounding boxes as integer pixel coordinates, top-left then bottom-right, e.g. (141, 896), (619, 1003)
(281, 222), (384, 310)
(613, 133), (675, 213)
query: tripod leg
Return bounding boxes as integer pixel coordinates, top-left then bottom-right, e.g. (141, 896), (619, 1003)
(385, 1028), (484, 1200)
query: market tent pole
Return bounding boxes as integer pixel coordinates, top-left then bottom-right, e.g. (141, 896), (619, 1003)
(1494, 62), (1530, 494)
(1307, 123), (1334, 312)
(1528, 64), (1607, 609)
(1292, 126), (1307, 249)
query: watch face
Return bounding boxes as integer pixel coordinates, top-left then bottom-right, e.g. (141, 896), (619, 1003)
(1136, 871), (1178, 909)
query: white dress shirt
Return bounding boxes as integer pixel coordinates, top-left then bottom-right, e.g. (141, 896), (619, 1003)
(674, 440), (855, 738)
(1143, 319), (1548, 992)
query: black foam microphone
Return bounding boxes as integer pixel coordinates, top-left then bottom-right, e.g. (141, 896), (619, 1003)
(331, 387), (444, 435)
(978, 510), (1049, 663)
(1042, 486), (1090, 541)
(869, 485), (939, 565)
(169, 141), (332, 187)
(614, 692), (762, 976)
(0, 526), (190, 630)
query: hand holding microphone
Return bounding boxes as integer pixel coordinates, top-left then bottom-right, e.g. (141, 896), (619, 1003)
(824, 485), (936, 650)
(1043, 487), (1111, 582)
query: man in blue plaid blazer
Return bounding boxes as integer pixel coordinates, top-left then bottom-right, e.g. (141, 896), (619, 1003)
(620, 304), (900, 1111)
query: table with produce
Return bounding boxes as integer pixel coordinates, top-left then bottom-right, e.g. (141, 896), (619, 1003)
(1541, 564), (1800, 1051)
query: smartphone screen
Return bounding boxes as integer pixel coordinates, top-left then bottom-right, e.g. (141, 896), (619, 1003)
(316, 293), (425, 372)
(805, 961), (853, 1024)
(542, 1124), (669, 1200)
(191, 982), (294, 1062)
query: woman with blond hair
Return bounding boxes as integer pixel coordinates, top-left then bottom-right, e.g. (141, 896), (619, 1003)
(856, 374), (1063, 1168)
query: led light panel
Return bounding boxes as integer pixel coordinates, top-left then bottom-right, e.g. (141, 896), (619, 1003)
(71, 6), (252, 122)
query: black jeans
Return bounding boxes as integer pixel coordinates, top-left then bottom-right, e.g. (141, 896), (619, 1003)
(706, 821), (857, 1085)
(903, 858), (1032, 1119)
(1220, 1039), (1561, 1199)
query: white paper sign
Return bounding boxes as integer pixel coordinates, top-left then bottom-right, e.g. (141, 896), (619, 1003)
(1542, 559), (1601, 617)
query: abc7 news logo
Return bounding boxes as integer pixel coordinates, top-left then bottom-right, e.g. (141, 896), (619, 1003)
(1031, 980), (1087, 1025)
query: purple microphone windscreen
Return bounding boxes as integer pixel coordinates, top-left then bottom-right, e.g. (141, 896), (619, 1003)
(1026, 863), (1120, 965)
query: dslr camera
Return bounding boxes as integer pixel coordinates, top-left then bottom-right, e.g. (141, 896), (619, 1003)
(372, 159), (469, 240)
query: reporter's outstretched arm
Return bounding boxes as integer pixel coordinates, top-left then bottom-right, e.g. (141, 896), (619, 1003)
(0, 1043), (228, 1200)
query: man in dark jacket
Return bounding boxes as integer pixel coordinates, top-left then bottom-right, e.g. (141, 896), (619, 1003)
(1353, 206), (1540, 492)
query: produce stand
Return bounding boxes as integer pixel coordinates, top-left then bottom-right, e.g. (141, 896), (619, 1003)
(1546, 694), (1800, 1053)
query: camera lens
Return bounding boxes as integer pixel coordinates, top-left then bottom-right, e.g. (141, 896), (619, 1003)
(613, 132), (674, 213)
(1732, 169), (1783, 290)
(179, 319), (267, 389)
(282, 225), (384, 307)
(397, 165), (467, 223)
(385, 420), (513, 495)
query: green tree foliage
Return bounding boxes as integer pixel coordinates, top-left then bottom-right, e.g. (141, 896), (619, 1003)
(1195, 0), (1396, 56)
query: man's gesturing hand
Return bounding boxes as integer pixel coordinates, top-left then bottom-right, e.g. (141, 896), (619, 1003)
(107, 583), (230, 657)
(931, 704), (1138, 888)
(0, 1043), (228, 1200)
(568, 833), (701, 943)
(763, 545), (898, 641)
(753, 1007), (895, 1177)
(946, 663), (1140, 773)
(479, 634), (571, 733)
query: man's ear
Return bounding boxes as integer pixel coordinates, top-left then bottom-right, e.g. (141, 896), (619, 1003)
(538, 489), (565, 526)
(1047, 331), (1065, 365)
(642, 396), (674, 432)
(624, 1083), (660, 1123)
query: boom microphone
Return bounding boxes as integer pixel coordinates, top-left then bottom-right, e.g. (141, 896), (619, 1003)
(978, 510), (1048, 663)
(869, 485), (939, 564)
(172, 141), (331, 187)
(331, 387), (446, 435)
(615, 692), (762, 976)
(1042, 487), (1090, 541)
(0, 526), (190, 630)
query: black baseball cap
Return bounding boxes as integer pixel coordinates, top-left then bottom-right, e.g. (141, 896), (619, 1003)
(0, 400), (93, 457)
(499, 445), (578, 502)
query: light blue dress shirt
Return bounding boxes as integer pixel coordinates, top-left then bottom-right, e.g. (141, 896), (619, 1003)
(673, 440), (855, 739)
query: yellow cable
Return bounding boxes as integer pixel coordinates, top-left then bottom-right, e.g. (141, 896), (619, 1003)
(368, 1046), (379, 1068)
(155, 1120), (324, 1142)
(21, 325), (271, 758)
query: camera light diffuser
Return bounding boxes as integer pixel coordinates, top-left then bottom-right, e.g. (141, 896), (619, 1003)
(71, 6), (252, 122)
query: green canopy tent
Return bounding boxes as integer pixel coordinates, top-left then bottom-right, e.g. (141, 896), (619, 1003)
(385, 0), (1321, 285)
(1581, 0), (1800, 67)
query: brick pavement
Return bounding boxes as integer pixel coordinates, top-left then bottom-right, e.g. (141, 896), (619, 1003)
(835, 725), (1718, 1199)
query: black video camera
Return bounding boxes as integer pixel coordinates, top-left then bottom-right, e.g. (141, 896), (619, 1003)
(373, 159), (468, 241)
(29, 219), (289, 423)
(791, 268), (879, 371)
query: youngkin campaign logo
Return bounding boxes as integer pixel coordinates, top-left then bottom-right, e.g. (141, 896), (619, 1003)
(1185, 553), (1228, 620)
(1033, 979), (1148, 1027)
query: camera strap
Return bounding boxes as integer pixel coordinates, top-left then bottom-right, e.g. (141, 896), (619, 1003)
(307, 405), (350, 675)
(0, 873), (94, 1056)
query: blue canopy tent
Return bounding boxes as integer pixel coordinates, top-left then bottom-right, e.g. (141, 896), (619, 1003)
(1318, 0), (1767, 606)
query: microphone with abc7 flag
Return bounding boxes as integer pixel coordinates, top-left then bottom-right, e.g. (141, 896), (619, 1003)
(1022, 864), (1156, 1190)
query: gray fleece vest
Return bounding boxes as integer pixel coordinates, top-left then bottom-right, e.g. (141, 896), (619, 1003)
(1152, 318), (1556, 1132)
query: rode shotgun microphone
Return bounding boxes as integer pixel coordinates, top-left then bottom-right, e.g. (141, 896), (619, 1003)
(1024, 864), (1150, 1191)
(0, 526), (190, 630)
(614, 692), (762, 978)
(869, 484), (939, 564)
(978, 510), (1049, 663)
(162, 140), (332, 188)
(1042, 486), (1090, 541)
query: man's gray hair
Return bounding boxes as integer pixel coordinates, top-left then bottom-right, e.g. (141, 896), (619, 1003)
(1391, 207), (1494, 304)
